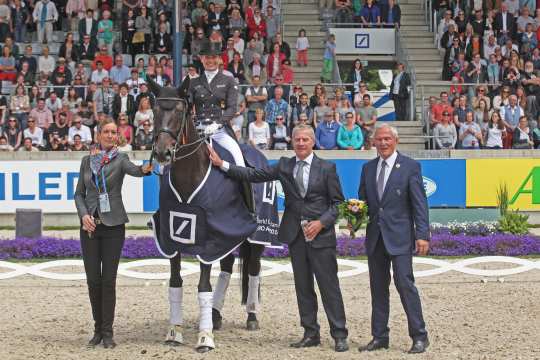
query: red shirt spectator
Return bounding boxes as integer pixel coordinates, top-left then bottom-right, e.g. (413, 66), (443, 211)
(92, 46), (113, 71)
(247, 10), (267, 39)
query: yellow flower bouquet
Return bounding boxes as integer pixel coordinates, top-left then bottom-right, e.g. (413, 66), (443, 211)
(338, 199), (368, 238)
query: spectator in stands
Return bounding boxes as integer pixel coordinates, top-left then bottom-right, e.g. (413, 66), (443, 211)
(273, 33), (291, 60)
(94, 77), (115, 116)
(33, 0), (59, 44)
(208, 2), (228, 39)
(245, 75), (268, 125)
(28, 85), (40, 108)
(59, 33), (80, 67)
(65, 0), (85, 33)
(321, 34), (336, 83)
(4, 116), (22, 149)
(292, 92), (314, 126)
(23, 116), (45, 147)
(228, 51), (246, 84)
(348, 59), (366, 95)
(245, 53), (267, 83)
(135, 5), (153, 54)
(264, 86), (289, 131)
(356, 94), (377, 149)
(381, 0), (401, 27)
(494, 4), (515, 45)
(109, 56), (130, 85)
(97, 9), (114, 55)
(473, 98), (490, 126)
(247, 8), (266, 39)
(459, 111), (482, 149)
(267, 42), (285, 81)
(265, 6), (280, 52)
(281, 59), (294, 84)
(315, 111), (340, 150)
(91, 61), (109, 84)
(500, 94), (524, 147)
(9, 84), (30, 128)
(127, 69), (144, 97)
(79, 9), (98, 46)
(0, 135), (12, 151)
(483, 111), (506, 149)
(313, 93), (330, 127)
(122, 9), (137, 62)
(45, 91), (63, 114)
(337, 97), (355, 125)
(133, 96), (154, 129)
(334, 0), (354, 25)
(68, 116), (92, 144)
(11, 0), (29, 43)
(243, 38), (260, 70)
(453, 95), (470, 129)
(65, 86), (82, 112)
(154, 22), (172, 55)
(18, 45), (37, 76)
(271, 114), (291, 149)
(135, 83), (155, 108)
(48, 112), (69, 146)
(252, 31), (266, 56)
(389, 62), (411, 121)
(337, 111), (363, 150)
(68, 133), (88, 151)
(361, 0), (381, 26)
(135, 119), (153, 150)
(2, 36), (19, 59)
(30, 98), (53, 130)
(93, 45), (113, 71)
(0, 46), (16, 82)
(248, 108), (271, 150)
(511, 115), (533, 148)
(433, 109), (458, 149)
(295, 28), (309, 67)
(117, 112), (133, 145)
(79, 34), (98, 62)
(310, 83), (326, 108)
(19, 137), (40, 151)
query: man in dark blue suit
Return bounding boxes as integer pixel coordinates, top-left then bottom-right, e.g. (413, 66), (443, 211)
(358, 123), (430, 354)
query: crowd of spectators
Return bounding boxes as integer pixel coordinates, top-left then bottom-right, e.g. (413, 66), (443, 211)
(434, 0), (540, 149)
(0, 0), (389, 152)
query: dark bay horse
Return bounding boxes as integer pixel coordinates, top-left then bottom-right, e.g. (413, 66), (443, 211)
(148, 79), (266, 352)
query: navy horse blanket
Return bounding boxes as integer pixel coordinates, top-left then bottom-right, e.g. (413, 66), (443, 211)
(152, 140), (281, 264)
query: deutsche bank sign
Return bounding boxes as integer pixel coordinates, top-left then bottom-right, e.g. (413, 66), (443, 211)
(330, 28), (396, 54)
(169, 211), (196, 244)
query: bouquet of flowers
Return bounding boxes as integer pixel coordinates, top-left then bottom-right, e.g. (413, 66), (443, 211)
(338, 199), (368, 238)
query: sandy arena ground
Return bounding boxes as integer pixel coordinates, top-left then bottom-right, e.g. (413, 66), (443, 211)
(1, 261), (540, 360)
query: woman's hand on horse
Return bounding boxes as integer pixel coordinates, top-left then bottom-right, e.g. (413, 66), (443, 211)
(82, 215), (96, 232)
(208, 146), (224, 168)
(141, 163), (153, 174)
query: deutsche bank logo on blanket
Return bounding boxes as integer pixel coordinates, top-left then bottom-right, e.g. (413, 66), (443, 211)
(355, 34), (370, 49)
(169, 211), (196, 244)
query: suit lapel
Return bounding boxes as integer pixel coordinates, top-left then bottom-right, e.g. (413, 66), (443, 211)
(381, 152), (402, 204)
(305, 155), (319, 196)
(287, 157), (301, 197)
(371, 157), (381, 204)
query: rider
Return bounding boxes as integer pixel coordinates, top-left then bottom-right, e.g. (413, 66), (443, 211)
(187, 39), (245, 167)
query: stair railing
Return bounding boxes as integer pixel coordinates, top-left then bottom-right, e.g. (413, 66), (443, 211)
(395, 29), (417, 122)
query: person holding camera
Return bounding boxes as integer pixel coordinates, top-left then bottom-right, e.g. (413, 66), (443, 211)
(74, 118), (152, 348)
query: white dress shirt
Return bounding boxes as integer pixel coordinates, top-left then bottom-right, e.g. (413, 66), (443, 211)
(85, 18), (93, 35)
(120, 95), (128, 113)
(376, 151), (398, 194)
(293, 152), (313, 194)
(205, 69), (219, 83)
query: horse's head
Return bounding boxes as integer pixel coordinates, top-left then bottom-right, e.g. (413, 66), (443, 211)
(149, 79), (189, 163)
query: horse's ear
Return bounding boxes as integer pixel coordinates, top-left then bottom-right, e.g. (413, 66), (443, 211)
(146, 76), (162, 97)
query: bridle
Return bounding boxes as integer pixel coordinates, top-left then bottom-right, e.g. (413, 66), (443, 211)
(149, 97), (208, 167)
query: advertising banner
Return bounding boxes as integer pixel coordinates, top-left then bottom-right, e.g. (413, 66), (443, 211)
(329, 27), (396, 54)
(466, 159), (540, 210)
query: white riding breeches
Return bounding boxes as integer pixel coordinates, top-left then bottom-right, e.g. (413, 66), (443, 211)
(211, 128), (245, 167)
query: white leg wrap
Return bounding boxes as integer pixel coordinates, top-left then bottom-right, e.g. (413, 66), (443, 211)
(198, 292), (213, 332)
(211, 129), (246, 166)
(212, 271), (231, 312)
(169, 287), (183, 325)
(246, 275), (260, 314)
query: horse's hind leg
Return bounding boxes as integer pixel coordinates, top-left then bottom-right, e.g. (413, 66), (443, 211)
(165, 253), (184, 345)
(246, 244), (265, 330)
(196, 263), (215, 353)
(212, 253), (235, 330)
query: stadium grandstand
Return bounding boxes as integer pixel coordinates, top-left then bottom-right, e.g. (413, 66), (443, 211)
(0, 0), (537, 153)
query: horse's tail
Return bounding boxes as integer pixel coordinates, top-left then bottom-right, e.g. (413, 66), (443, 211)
(239, 240), (251, 304)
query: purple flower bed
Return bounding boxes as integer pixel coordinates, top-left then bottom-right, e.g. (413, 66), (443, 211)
(1, 233), (540, 260)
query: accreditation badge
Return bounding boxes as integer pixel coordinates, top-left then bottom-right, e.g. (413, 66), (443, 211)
(99, 193), (111, 213)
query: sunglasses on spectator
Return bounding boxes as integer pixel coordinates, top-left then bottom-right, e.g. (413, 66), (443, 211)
(28, 120), (35, 123)
(73, 121), (81, 124)
(8, 119), (16, 122)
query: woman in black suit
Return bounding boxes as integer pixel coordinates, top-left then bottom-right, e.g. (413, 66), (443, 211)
(348, 59), (366, 95)
(74, 118), (152, 349)
(228, 51), (246, 84)
(58, 32), (80, 64)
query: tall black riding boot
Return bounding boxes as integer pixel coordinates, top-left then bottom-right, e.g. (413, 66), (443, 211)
(101, 279), (117, 349)
(87, 283), (103, 346)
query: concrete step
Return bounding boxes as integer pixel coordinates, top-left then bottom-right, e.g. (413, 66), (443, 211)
(283, 24), (325, 33)
(400, 32), (436, 39)
(405, 41), (439, 49)
(400, 25), (430, 31)
(282, 7), (319, 14)
(397, 143), (426, 150)
(407, 49), (443, 56)
(415, 72), (442, 81)
(401, 20), (428, 26)
(400, 4), (424, 12)
(408, 57), (443, 64)
(283, 13), (323, 21)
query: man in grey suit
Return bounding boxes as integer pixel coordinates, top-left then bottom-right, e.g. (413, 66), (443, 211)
(358, 123), (430, 354)
(208, 124), (349, 352)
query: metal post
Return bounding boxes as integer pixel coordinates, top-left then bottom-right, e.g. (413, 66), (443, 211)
(172, 0), (183, 87)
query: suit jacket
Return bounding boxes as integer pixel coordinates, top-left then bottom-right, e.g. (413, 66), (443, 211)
(78, 42), (98, 61)
(59, 43), (80, 63)
(389, 71), (410, 100)
(358, 153), (429, 256)
(78, 18), (99, 44)
(380, 4), (401, 26)
(188, 71), (238, 124)
(112, 94), (136, 122)
(494, 12), (516, 38)
(74, 153), (146, 226)
(227, 154), (344, 248)
(153, 32), (173, 53)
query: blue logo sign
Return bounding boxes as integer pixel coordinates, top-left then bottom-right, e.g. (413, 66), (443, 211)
(355, 34), (370, 49)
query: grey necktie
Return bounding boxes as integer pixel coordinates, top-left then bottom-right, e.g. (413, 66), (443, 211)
(377, 160), (387, 200)
(295, 160), (306, 197)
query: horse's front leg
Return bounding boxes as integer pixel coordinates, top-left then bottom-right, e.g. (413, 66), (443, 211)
(212, 253), (235, 330)
(165, 253), (184, 345)
(245, 244), (265, 330)
(196, 262), (215, 353)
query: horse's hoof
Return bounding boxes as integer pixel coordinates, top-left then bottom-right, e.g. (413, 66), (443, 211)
(212, 308), (222, 330)
(246, 320), (259, 331)
(196, 346), (213, 353)
(196, 331), (215, 353)
(164, 325), (183, 345)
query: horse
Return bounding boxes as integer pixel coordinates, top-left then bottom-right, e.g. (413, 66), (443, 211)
(147, 79), (275, 352)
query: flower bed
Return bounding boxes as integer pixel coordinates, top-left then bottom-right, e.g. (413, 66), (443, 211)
(1, 229), (540, 260)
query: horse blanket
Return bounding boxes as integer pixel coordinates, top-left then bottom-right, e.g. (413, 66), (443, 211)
(152, 139), (281, 264)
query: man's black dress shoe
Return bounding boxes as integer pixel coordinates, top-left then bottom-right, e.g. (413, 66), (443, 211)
(334, 338), (349, 352)
(359, 338), (389, 352)
(290, 336), (321, 348)
(408, 339), (429, 354)
(87, 333), (102, 347)
(102, 335), (116, 349)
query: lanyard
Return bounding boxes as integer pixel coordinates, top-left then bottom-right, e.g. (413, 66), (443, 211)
(94, 167), (107, 194)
